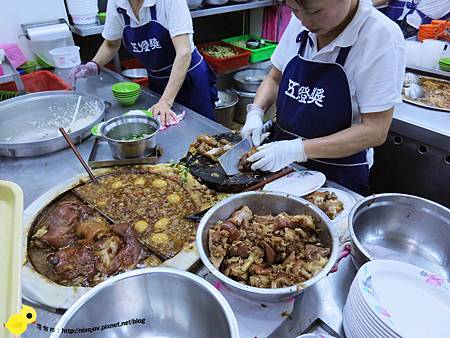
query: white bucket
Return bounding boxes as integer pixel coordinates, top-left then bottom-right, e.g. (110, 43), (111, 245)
(71, 13), (98, 25)
(49, 46), (81, 68)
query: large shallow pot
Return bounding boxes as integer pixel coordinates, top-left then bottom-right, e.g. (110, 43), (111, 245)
(100, 114), (160, 159)
(52, 268), (239, 338)
(0, 91), (106, 157)
(349, 193), (450, 279)
(196, 191), (339, 303)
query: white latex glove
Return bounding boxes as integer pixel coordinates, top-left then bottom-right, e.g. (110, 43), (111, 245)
(68, 61), (99, 87)
(248, 139), (307, 172)
(240, 104), (264, 146)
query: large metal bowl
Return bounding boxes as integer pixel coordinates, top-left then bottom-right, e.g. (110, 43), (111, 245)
(52, 268), (239, 338)
(100, 115), (160, 159)
(233, 68), (268, 93)
(349, 193), (450, 279)
(0, 91), (106, 157)
(196, 191), (339, 303)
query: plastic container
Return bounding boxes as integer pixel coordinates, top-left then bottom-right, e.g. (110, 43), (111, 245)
(49, 46), (81, 68)
(0, 181), (23, 337)
(98, 12), (106, 24)
(222, 35), (277, 63)
(0, 70), (71, 92)
(420, 39), (446, 68)
(198, 41), (250, 74)
(71, 13), (97, 25)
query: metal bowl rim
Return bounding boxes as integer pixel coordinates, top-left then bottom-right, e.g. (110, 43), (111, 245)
(348, 192), (450, 262)
(196, 191), (340, 296)
(216, 91), (239, 109)
(233, 68), (268, 84)
(99, 114), (160, 143)
(53, 267), (240, 336)
(0, 90), (106, 147)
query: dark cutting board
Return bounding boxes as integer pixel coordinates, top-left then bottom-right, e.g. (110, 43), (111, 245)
(184, 132), (272, 193)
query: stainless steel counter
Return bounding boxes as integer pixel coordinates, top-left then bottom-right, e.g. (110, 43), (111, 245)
(1, 68), (358, 338)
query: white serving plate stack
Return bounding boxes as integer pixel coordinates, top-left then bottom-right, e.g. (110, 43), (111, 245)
(343, 260), (450, 338)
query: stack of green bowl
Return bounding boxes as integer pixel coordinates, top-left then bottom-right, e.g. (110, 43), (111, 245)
(439, 58), (450, 72)
(111, 82), (141, 106)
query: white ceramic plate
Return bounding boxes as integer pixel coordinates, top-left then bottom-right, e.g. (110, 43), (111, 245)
(357, 260), (450, 338)
(313, 188), (356, 222)
(262, 170), (326, 197)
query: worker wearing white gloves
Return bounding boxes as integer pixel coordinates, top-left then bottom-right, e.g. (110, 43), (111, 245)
(241, 0), (406, 194)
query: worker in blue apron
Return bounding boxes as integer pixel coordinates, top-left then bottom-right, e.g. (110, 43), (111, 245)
(242, 0), (405, 196)
(248, 31), (369, 194)
(374, 0), (450, 38)
(69, 1), (217, 125)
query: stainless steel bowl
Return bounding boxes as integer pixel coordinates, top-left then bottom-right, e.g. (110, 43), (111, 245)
(100, 115), (160, 159)
(52, 268), (239, 338)
(214, 91), (238, 128)
(205, 0), (229, 5)
(196, 191), (339, 303)
(349, 193), (450, 279)
(187, 0), (203, 9)
(233, 68), (268, 92)
(121, 68), (147, 79)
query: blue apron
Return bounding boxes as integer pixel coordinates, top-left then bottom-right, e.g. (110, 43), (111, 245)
(117, 5), (217, 120)
(386, 0), (450, 24)
(273, 31), (369, 195)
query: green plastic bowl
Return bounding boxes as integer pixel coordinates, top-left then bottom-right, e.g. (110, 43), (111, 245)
(98, 12), (106, 24)
(111, 82), (140, 94)
(117, 97), (139, 106)
(439, 57), (450, 66)
(112, 90), (141, 97)
(19, 61), (37, 74)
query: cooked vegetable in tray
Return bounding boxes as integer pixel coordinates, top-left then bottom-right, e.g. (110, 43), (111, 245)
(203, 45), (237, 59)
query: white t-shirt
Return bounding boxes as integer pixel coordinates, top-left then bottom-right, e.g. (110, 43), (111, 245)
(102, 0), (195, 51)
(406, 0), (450, 29)
(271, 0), (406, 124)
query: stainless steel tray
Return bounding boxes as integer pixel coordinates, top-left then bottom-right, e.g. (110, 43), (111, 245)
(0, 91), (106, 157)
(88, 137), (161, 168)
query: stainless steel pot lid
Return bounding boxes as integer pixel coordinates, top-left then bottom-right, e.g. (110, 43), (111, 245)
(215, 91), (239, 108)
(0, 91), (105, 145)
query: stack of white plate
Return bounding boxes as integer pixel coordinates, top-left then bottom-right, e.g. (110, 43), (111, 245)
(66, 0), (98, 25)
(343, 260), (450, 338)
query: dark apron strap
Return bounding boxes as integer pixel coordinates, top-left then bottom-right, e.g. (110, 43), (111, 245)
(117, 7), (131, 26)
(335, 46), (351, 67)
(150, 5), (157, 21)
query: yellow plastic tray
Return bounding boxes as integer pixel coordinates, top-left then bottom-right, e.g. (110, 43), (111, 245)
(0, 181), (23, 338)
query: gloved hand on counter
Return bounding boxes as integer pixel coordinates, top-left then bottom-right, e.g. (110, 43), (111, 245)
(68, 61), (99, 87)
(248, 138), (307, 172)
(241, 104), (264, 146)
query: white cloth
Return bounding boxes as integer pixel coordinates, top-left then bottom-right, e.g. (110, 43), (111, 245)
(405, 0), (450, 29)
(102, 0), (195, 51)
(270, 0), (405, 165)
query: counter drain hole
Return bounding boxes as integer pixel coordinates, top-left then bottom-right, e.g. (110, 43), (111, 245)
(393, 136), (403, 145)
(445, 155), (450, 165)
(417, 145), (428, 155)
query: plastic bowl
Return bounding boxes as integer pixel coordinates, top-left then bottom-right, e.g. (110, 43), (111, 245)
(49, 46), (81, 69)
(98, 12), (106, 24)
(18, 61), (37, 74)
(111, 82), (140, 93)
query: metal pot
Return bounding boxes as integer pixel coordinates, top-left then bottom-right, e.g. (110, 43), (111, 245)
(196, 191), (339, 303)
(205, 0), (229, 5)
(100, 115), (160, 159)
(0, 91), (106, 157)
(214, 91), (238, 128)
(233, 68), (268, 92)
(52, 268), (239, 338)
(187, 0), (203, 9)
(349, 193), (450, 279)
(231, 89), (276, 124)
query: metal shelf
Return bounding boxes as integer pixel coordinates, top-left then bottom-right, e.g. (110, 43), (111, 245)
(190, 0), (274, 18)
(70, 0), (275, 37)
